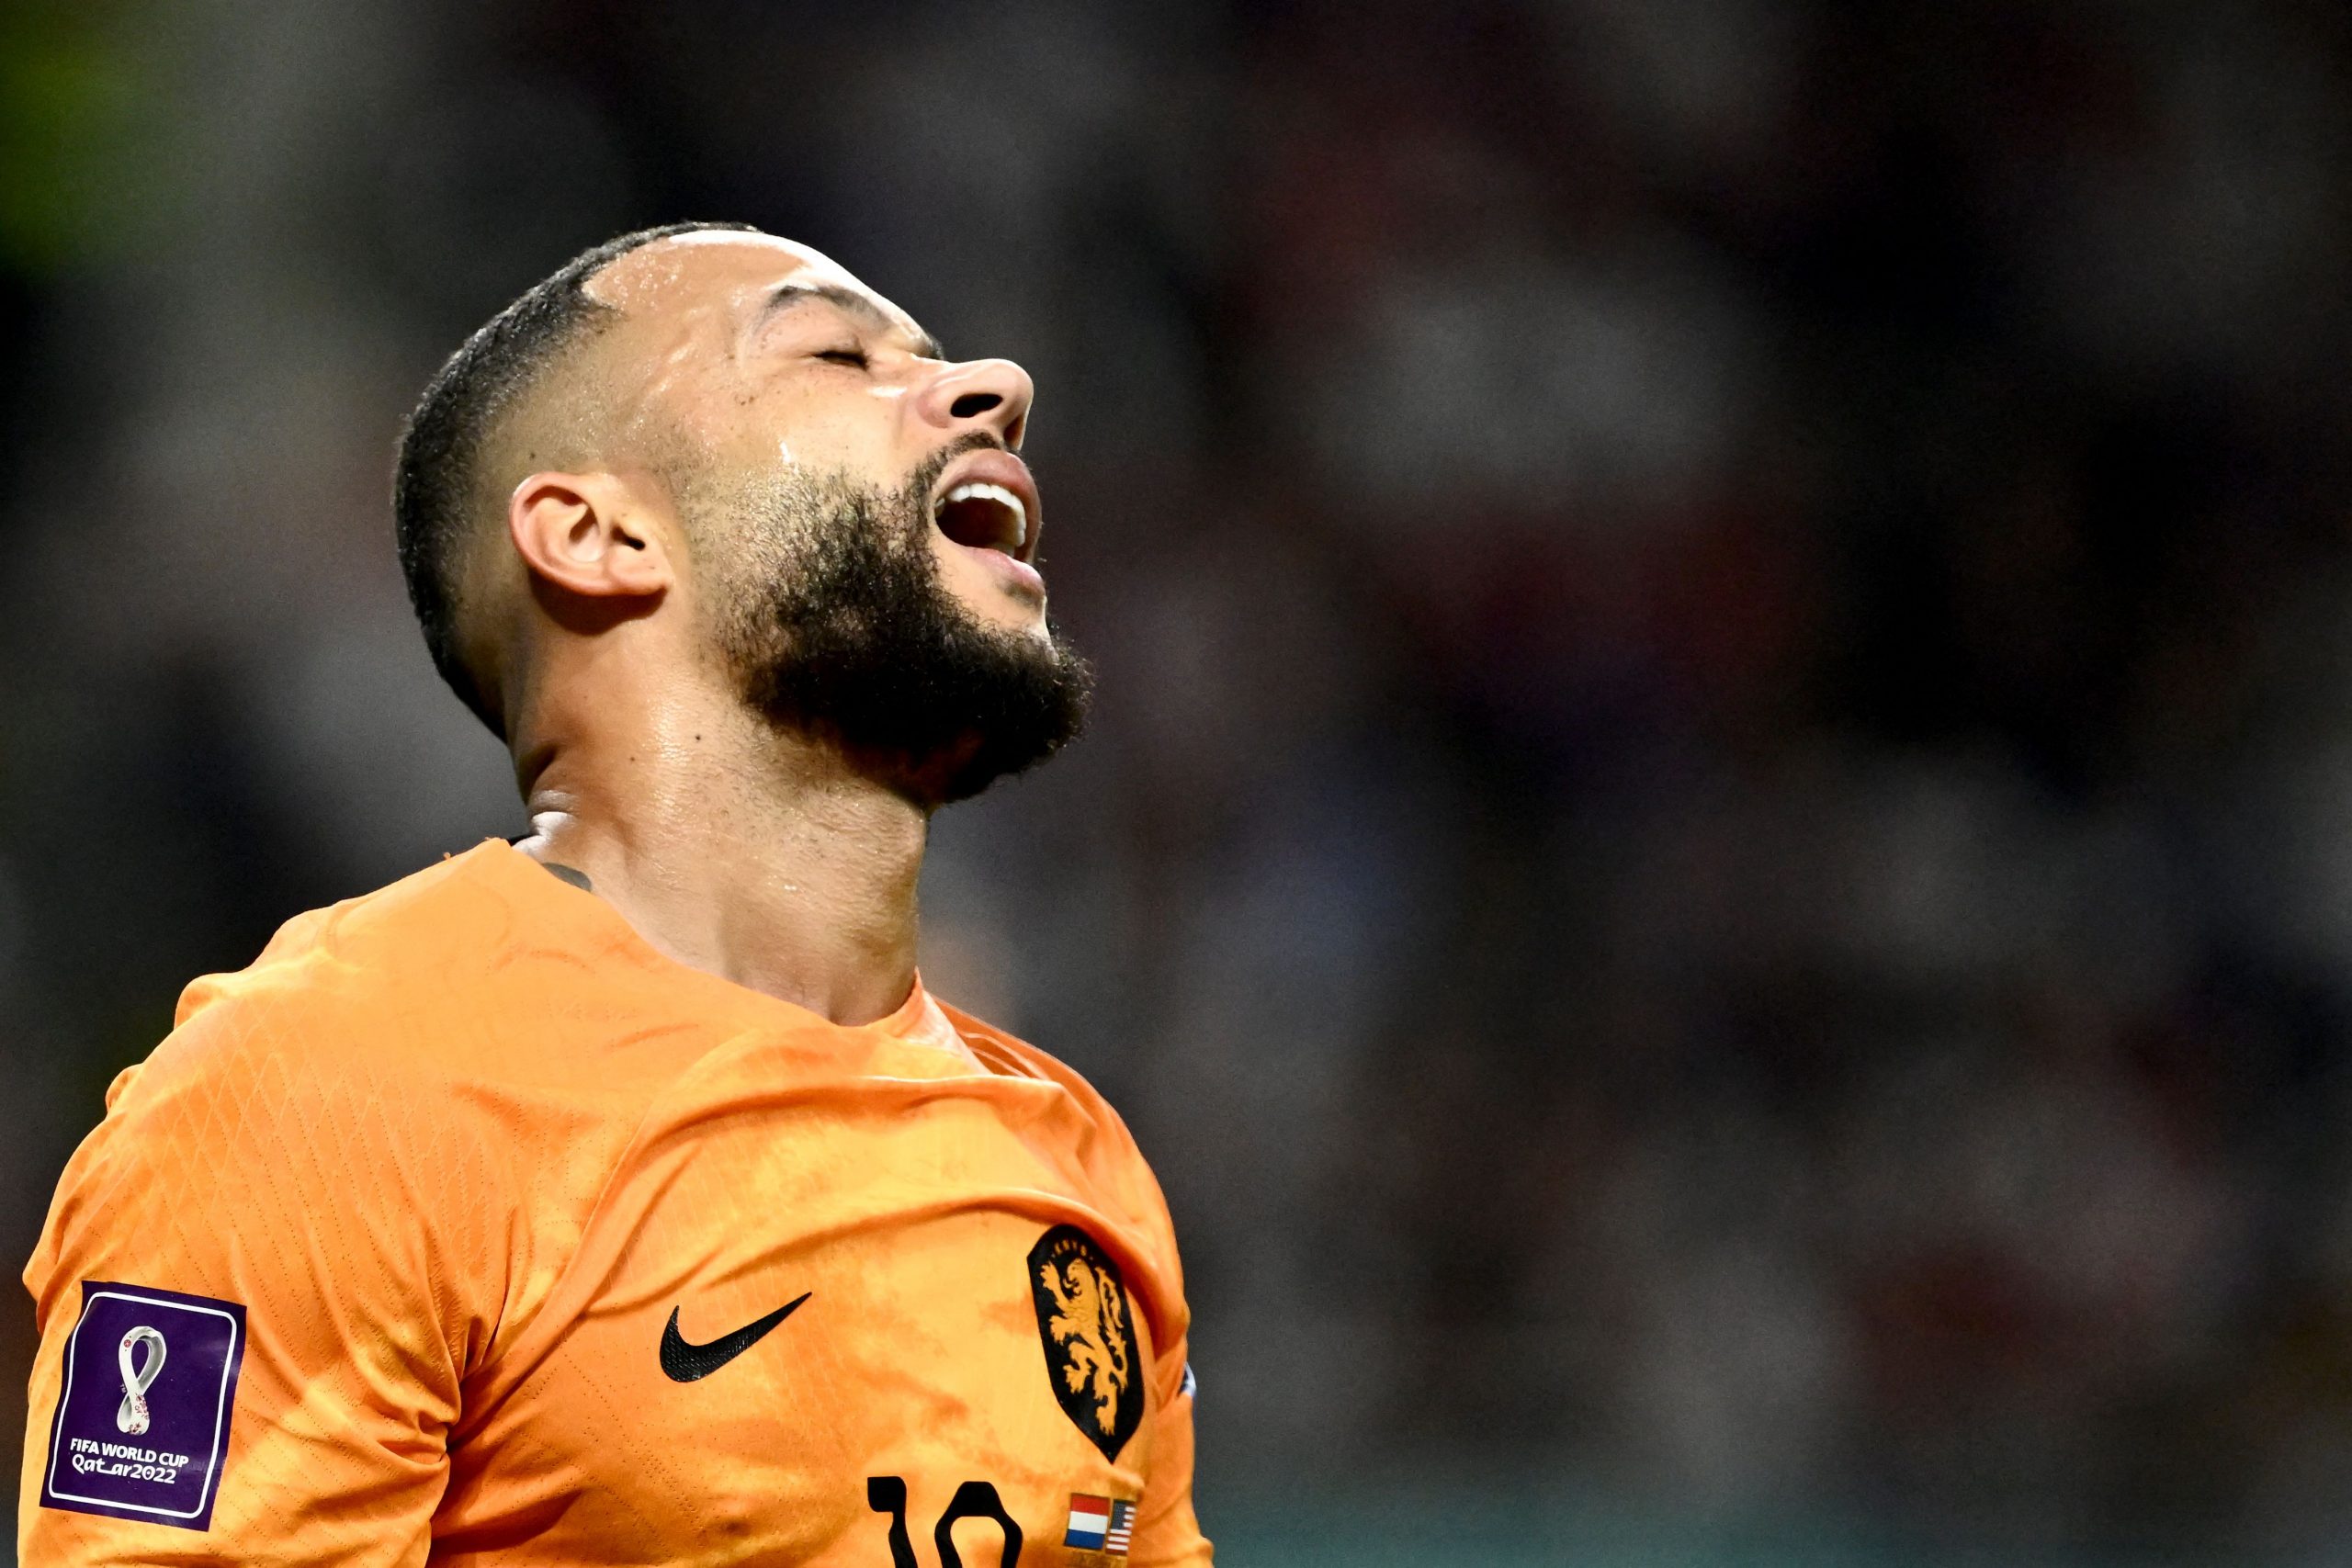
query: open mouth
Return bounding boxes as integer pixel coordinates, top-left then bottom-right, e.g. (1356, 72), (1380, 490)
(931, 481), (1029, 558)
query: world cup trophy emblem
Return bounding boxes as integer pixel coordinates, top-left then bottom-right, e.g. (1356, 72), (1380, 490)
(116, 1325), (166, 1436)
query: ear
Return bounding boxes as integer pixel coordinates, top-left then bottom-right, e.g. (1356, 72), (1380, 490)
(507, 471), (675, 600)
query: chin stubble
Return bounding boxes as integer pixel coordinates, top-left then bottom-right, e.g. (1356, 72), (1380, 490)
(707, 463), (1092, 803)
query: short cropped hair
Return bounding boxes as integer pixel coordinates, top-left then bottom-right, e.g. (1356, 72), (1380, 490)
(393, 221), (760, 737)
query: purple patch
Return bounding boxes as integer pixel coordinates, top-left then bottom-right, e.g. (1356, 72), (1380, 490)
(40, 1280), (247, 1531)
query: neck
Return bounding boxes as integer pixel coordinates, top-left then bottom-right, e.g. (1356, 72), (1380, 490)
(512, 683), (930, 1028)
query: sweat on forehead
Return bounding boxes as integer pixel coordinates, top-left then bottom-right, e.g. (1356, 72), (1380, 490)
(582, 231), (876, 321)
(568, 233), (941, 450)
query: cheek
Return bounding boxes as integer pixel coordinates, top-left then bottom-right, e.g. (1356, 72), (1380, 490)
(714, 389), (903, 483)
(775, 387), (911, 471)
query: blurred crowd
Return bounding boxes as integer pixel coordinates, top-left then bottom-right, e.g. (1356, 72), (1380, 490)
(9, 0), (2352, 1558)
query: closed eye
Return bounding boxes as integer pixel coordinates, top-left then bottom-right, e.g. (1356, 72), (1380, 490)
(815, 346), (869, 368)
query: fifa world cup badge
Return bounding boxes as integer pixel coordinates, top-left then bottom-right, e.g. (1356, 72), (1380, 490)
(39, 1280), (247, 1531)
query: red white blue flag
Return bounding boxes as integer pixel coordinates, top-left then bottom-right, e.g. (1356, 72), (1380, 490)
(1064, 1494), (1136, 1556)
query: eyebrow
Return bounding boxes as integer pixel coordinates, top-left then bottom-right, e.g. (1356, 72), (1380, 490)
(756, 281), (948, 361)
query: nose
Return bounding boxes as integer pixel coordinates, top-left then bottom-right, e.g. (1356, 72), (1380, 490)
(913, 355), (1035, 450)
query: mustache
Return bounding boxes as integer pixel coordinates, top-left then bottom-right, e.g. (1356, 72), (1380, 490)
(906, 432), (1012, 507)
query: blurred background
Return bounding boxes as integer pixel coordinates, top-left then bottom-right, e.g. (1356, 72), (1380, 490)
(8, 1), (2352, 1562)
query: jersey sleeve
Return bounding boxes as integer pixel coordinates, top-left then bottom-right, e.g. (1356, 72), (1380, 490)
(1128, 1334), (1212, 1566)
(17, 977), (506, 1566)
(1116, 1121), (1212, 1568)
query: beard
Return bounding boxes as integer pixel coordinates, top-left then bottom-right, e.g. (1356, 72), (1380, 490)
(699, 451), (1092, 806)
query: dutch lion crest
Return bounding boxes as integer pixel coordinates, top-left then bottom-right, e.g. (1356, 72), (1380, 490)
(1026, 1225), (1145, 1459)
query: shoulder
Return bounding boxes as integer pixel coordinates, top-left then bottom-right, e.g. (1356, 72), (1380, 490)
(32, 843), (655, 1326)
(86, 845), (532, 1150)
(943, 1005), (1187, 1257)
(946, 1005), (1117, 1112)
(942, 1006), (1199, 1375)
(170, 840), (524, 1039)
(85, 840), (689, 1199)
(30, 843), (685, 1346)
(945, 1006), (1144, 1162)
(144, 840), (650, 1106)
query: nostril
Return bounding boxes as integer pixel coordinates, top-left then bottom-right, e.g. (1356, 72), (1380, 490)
(949, 391), (1001, 419)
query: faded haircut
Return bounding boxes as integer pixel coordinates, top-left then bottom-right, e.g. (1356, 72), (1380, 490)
(392, 221), (760, 737)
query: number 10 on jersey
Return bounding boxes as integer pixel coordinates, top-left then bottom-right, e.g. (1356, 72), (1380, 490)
(866, 1476), (1023, 1567)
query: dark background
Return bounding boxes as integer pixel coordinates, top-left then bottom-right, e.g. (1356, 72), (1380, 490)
(8, 3), (2352, 1562)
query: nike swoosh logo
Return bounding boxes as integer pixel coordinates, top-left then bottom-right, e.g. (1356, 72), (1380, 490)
(659, 1292), (812, 1382)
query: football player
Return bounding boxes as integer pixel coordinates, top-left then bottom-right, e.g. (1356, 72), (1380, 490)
(20, 224), (1207, 1567)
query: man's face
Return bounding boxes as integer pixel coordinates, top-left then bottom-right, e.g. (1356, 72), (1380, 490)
(585, 231), (1049, 639)
(582, 232), (1089, 800)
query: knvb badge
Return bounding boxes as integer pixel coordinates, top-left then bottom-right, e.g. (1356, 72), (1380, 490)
(40, 1280), (247, 1531)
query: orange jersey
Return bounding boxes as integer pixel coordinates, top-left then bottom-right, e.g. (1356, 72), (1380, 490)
(19, 841), (1209, 1567)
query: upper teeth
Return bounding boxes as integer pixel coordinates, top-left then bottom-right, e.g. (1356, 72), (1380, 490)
(937, 481), (1028, 547)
